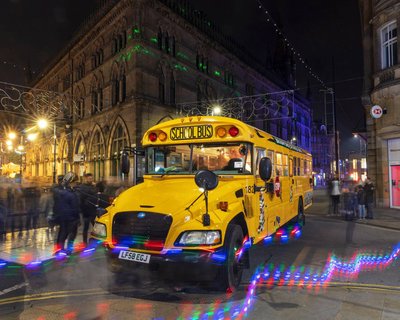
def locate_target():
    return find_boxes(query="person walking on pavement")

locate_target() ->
[77,173,97,245]
[330,175,341,216]
[357,184,366,220]
[95,181,110,210]
[364,177,375,219]
[53,173,80,255]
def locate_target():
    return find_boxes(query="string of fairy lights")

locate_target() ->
[255,0,329,90]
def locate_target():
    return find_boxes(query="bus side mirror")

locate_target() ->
[121,151,130,174]
[259,157,272,181]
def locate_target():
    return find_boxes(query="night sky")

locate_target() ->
[0,0,363,155]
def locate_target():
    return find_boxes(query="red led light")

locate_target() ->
[229,126,239,137]
[149,132,157,142]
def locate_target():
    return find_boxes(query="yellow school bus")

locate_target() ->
[91,116,313,290]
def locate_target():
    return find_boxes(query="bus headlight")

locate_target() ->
[175,231,221,246]
[92,222,107,238]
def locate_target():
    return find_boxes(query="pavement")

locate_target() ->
[0,188,399,266]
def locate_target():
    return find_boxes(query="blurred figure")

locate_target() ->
[77,173,97,245]
[357,184,366,220]
[53,173,80,254]
[40,187,55,232]
[364,177,375,219]
[95,181,110,209]
[24,185,41,230]
[330,175,341,216]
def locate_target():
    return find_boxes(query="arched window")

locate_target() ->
[91,90,98,114]
[110,123,129,177]
[172,37,176,57]
[112,74,119,106]
[90,130,105,181]
[165,32,170,53]
[157,28,163,50]
[98,87,103,112]
[159,68,165,104]
[170,72,175,105]
[112,38,117,55]
[121,73,126,102]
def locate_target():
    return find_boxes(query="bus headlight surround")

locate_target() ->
[92,222,107,238]
[175,230,221,246]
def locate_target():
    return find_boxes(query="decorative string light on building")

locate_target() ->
[255,0,328,90]
[177,90,295,122]
[0,81,78,119]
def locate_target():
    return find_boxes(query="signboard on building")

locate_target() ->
[370,105,383,119]
[73,154,85,162]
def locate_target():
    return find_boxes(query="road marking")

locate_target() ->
[292,246,310,266]
[0,282,29,297]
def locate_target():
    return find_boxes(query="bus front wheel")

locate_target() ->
[215,224,244,292]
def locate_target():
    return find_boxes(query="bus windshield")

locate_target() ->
[146,143,253,175]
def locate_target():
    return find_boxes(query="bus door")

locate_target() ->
[288,156,297,213]
[279,154,292,223]
[291,156,300,205]
[254,148,280,237]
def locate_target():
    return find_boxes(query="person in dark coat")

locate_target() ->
[77,173,97,245]
[357,185,366,220]
[95,181,110,209]
[53,173,80,254]
[364,177,375,219]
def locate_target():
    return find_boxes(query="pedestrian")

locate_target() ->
[357,184,366,220]
[53,173,80,255]
[364,177,375,219]
[40,187,56,232]
[95,181,110,210]
[330,175,341,216]
[24,185,41,230]
[343,186,354,221]
[77,173,97,245]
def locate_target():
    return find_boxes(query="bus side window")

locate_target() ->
[255,148,266,176]
[293,157,297,176]
[283,154,289,176]
[267,150,275,177]
[276,152,283,177]
[289,157,293,177]
[297,158,301,176]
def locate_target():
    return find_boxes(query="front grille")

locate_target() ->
[112,212,172,251]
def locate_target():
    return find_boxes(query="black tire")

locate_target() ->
[215,224,244,291]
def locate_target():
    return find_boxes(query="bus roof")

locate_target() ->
[142,116,311,156]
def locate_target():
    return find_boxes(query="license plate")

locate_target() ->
[118,250,151,264]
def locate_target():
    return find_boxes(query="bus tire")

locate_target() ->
[296,198,305,227]
[215,224,244,292]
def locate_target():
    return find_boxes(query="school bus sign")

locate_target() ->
[170,124,213,140]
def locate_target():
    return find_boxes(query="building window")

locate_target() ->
[112,76,119,106]
[110,124,129,177]
[381,21,398,69]
[121,73,126,102]
[159,68,165,104]
[157,28,163,50]
[90,130,105,181]
[91,90,99,114]
[77,97,85,119]
[170,73,176,105]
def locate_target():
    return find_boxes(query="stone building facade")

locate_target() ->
[25,0,311,184]
[360,0,400,208]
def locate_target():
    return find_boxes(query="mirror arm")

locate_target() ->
[202,189,211,226]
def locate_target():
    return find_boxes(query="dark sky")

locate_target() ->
[0,0,364,155]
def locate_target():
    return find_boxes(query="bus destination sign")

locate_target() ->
[170,125,213,140]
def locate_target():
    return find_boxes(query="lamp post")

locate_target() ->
[53,123,57,184]
[38,118,57,184]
